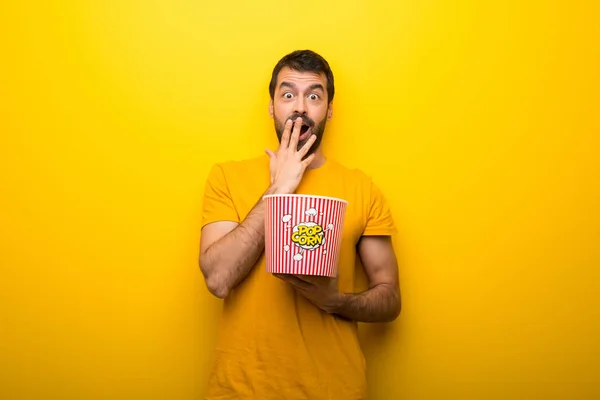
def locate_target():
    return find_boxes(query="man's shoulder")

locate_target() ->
[209,154,269,175]
[326,158,375,185]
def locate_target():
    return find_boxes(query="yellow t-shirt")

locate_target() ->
[201,154,397,400]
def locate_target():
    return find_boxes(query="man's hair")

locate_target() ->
[269,50,335,104]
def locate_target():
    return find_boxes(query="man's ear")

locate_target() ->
[327,103,333,120]
[269,99,274,118]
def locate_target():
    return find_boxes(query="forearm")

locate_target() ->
[328,283,401,323]
[200,186,281,298]
[201,206,264,298]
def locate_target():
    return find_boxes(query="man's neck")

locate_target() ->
[307,148,327,170]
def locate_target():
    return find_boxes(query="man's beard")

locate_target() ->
[274,112,327,157]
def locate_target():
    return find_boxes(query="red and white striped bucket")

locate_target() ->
[263,194,348,277]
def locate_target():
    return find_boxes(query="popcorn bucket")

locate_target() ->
[263,194,348,277]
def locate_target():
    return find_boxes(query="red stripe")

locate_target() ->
[321,199,326,276]
[332,200,337,277]
[336,201,343,276]
[276,196,278,273]
[276,196,279,273]
[276,196,280,273]
[268,197,272,272]
[275,196,278,274]
[335,202,346,276]
[307,198,311,275]
[290,196,295,274]
[330,200,337,277]
[307,211,311,274]
[329,199,335,276]
[323,201,337,276]
[319,198,323,274]
[318,198,323,275]
[269,197,278,272]
[284,196,287,274]
[307,198,313,275]
[312,198,319,275]
[310,199,323,275]
[294,196,298,274]
[289,196,293,274]
[285,196,289,274]
[314,197,318,275]
[298,196,304,274]
[283,196,286,273]
[328,199,332,276]
[298,197,301,274]
[318,199,322,276]
[265,197,269,272]
[284,196,288,274]
[274,197,278,273]
[270,196,274,273]
[316,198,322,276]
[272,196,275,273]
[265,197,268,271]
[282,196,284,273]
[306,198,310,275]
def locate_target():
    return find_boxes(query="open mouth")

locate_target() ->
[298,124,312,141]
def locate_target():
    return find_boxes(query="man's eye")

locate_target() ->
[309,94,319,100]
[283,93,294,99]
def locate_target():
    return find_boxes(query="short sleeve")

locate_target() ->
[362,180,397,236]
[201,164,240,229]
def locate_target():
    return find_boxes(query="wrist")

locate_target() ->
[266,184,295,195]
[324,292,349,314]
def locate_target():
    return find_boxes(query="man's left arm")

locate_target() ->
[274,235,401,323]
[329,235,401,322]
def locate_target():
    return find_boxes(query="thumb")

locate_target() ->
[265,149,276,160]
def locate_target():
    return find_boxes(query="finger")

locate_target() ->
[280,119,293,150]
[265,149,276,183]
[298,134,317,158]
[292,274,315,283]
[289,277,313,290]
[288,117,302,152]
[301,153,316,168]
[273,273,295,283]
[291,285,310,296]
[295,274,329,285]
[275,273,313,290]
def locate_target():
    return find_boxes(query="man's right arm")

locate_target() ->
[199,186,281,299]
[198,117,317,299]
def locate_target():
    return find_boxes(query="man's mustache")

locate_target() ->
[286,113,315,128]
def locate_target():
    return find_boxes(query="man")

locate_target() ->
[199,49,401,399]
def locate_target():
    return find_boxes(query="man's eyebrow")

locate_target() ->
[307,83,325,92]
[279,81,297,90]
[278,82,325,92]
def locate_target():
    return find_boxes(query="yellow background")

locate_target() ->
[1,1,599,399]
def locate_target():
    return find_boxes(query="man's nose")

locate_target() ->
[294,97,307,114]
